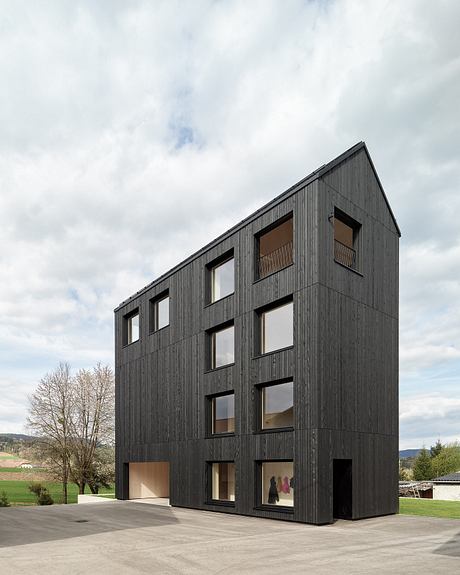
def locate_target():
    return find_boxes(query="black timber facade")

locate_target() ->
[114,142,400,524]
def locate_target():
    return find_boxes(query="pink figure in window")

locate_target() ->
[282,476,290,494]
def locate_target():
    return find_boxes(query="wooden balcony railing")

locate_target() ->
[334,239,357,270]
[258,241,293,279]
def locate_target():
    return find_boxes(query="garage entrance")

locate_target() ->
[129,462,170,500]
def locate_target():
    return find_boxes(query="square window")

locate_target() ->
[257,216,293,279]
[261,381,293,430]
[261,301,293,354]
[261,461,294,507]
[210,257,234,303]
[333,208,361,271]
[210,393,235,434]
[210,462,235,502]
[124,310,139,345]
[210,324,234,369]
[150,293,170,332]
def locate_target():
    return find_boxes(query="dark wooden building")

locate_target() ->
[115,142,400,524]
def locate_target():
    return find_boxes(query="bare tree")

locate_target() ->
[27,362,115,502]
[70,364,115,494]
[27,363,73,504]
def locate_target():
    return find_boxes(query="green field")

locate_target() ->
[399,497,460,519]
[0,454,17,460]
[0,480,114,505]
[0,467,46,473]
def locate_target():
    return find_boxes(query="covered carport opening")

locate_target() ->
[128,462,170,500]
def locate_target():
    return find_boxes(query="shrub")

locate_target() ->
[0,491,10,507]
[28,482,54,505]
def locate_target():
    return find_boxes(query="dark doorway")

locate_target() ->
[333,459,352,519]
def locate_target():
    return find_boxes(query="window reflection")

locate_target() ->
[261,301,293,353]
[212,394,235,434]
[211,258,234,302]
[212,325,234,368]
[262,381,293,429]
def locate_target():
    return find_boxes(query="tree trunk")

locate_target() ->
[89,483,99,494]
[78,482,86,495]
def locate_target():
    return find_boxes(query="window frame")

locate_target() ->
[207,251,235,305]
[149,291,170,333]
[257,379,294,433]
[255,460,294,512]
[207,391,236,437]
[333,207,362,274]
[256,297,294,356]
[255,213,294,281]
[206,461,236,506]
[208,322,235,370]
[123,309,140,346]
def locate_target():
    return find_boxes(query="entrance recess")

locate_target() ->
[129,462,170,499]
[333,459,352,519]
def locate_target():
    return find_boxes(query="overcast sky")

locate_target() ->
[0,1,459,449]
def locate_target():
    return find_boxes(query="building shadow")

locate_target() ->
[433,530,460,557]
[0,501,178,548]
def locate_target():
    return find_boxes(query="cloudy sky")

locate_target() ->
[0,0,459,449]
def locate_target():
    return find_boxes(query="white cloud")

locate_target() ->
[400,393,460,449]
[0,1,459,443]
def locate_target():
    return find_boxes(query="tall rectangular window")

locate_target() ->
[150,293,170,332]
[211,462,235,502]
[257,216,293,279]
[261,461,294,507]
[261,301,293,354]
[261,381,293,430]
[210,324,234,369]
[334,208,361,271]
[211,257,234,303]
[211,393,235,434]
[124,310,139,345]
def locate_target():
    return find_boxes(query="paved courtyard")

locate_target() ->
[1,501,459,574]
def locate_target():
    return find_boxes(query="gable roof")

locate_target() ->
[432,471,460,483]
[115,141,400,311]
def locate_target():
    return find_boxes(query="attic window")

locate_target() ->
[333,209,361,272]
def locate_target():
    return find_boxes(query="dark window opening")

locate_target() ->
[257,216,293,279]
[334,209,361,271]
[333,459,353,519]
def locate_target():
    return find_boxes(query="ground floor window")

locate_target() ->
[261,461,294,507]
[211,462,235,503]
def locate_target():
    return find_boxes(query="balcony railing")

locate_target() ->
[258,241,293,279]
[334,239,357,270]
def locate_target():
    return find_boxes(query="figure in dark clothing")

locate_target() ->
[268,476,279,504]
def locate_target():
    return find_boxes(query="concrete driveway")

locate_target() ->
[1,501,459,574]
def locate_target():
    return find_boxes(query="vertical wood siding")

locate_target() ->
[115,149,399,524]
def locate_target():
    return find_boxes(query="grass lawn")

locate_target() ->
[0,480,114,505]
[399,497,460,519]
[0,454,17,460]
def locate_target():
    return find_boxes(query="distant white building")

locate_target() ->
[432,472,460,501]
